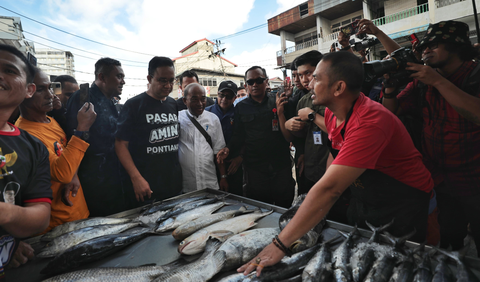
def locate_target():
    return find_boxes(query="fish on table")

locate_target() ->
[302,235,343,282]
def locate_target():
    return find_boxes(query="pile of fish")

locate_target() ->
[34,193,480,282]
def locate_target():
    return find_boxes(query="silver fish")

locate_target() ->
[434,243,480,282]
[432,254,454,282]
[156,196,222,224]
[141,195,207,215]
[179,209,273,255]
[42,259,186,282]
[152,238,226,282]
[412,245,433,282]
[302,235,343,282]
[155,202,225,233]
[172,206,253,241]
[41,217,132,242]
[37,222,140,258]
[217,272,256,282]
[218,227,280,271]
[332,227,358,282]
[389,249,415,282]
[134,209,169,226]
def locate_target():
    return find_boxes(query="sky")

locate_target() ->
[0,0,306,100]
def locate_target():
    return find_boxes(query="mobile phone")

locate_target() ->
[277,85,285,96]
[51,82,62,95]
[286,77,291,84]
[407,33,419,45]
[79,83,90,106]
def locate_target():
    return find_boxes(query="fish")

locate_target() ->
[217,227,280,271]
[217,272,256,282]
[332,227,358,282]
[249,244,323,282]
[179,209,273,255]
[279,194,326,253]
[155,202,225,233]
[36,222,141,258]
[141,195,207,216]
[151,237,226,282]
[42,259,187,282]
[431,254,455,282]
[412,244,433,282]
[388,249,415,282]
[351,220,394,282]
[40,227,155,275]
[172,206,254,241]
[41,217,132,242]
[155,196,224,224]
[134,209,170,226]
[434,242,480,282]
[302,235,343,282]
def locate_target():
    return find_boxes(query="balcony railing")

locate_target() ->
[436,0,465,8]
[373,3,429,26]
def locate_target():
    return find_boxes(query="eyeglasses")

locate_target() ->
[246,77,267,86]
[157,78,176,85]
[217,92,235,99]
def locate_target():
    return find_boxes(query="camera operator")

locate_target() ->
[359,19,480,255]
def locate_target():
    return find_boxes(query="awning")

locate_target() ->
[387,25,430,40]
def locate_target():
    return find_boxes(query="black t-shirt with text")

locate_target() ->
[117,93,182,201]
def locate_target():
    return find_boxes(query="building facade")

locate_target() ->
[36,48,75,78]
[172,38,244,99]
[269,0,479,67]
[0,16,35,58]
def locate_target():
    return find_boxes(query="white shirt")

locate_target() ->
[178,110,226,192]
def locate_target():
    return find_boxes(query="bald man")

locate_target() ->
[178,83,227,193]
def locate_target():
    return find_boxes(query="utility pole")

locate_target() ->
[209,40,227,78]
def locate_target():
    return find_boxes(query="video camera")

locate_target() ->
[363,47,421,83]
[350,37,380,52]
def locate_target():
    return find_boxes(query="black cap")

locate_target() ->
[218,80,238,96]
[417,20,471,51]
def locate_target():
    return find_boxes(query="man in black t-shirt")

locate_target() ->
[0,44,52,273]
[116,57,182,208]
[176,70,214,110]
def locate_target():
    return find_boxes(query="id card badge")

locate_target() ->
[313,131,322,145]
[272,119,279,131]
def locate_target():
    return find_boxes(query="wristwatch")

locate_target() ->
[74,129,90,141]
[308,111,316,122]
[221,175,228,179]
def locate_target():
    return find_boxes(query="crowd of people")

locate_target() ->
[0,18,479,277]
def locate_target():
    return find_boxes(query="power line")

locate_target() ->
[37,63,147,80]
[0,5,159,57]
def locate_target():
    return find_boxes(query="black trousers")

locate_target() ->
[436,184,480,256]
[244,165,295,208]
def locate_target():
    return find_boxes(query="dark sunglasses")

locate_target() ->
[218,93,235,99]
[246,77,267,86]
[420,42,439,52]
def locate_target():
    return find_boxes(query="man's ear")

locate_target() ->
[182,97,187,104]
[25,83,36,99]
[98,73,106,83]
[147,75,152,84]
[333,81,346,97]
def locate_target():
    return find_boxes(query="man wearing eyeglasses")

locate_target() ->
[116,57,182,209]
[217,66,295,208]
[66,57,128,216]
[360,19,480,256]
[206,81,244,196]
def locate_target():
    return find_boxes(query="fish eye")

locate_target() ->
[179,241,185,245]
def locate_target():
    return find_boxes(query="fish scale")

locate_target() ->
[302,235,343,282]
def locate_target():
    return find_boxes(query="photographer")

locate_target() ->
[360,19,480,255]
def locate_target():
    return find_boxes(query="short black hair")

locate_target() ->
[245,66,267,81]
[183,83,204,99]
[295,50,323,69]
[54,75,77,88]
[291,58,298,71]
[148,56,174,77]
[0,44,36,83]
[94,57,121,79]
[321,52,363,93]
[179,70,199,85]
[444,42,479,62]
[238,86,246,91]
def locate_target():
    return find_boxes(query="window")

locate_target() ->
[299,3,308,17]
[240,81,244,87]
[199,78,217,87]
[342,19,351,26]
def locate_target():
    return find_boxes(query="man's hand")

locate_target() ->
[357,19,381,36]
[298,107,314,121]
[77,102,97,132]
[52,95,62,110]
[219,178,229,192]
[406,62,444,87]
[237,243,285,277]
[285,117,305,132]
[227,156,243,175]
[61,174,80,206]
[297,154,305,177]
[216,147,230,164]
[132,175,152,202]
[283,80,293,98]
[7,241,34,269]
[276,92,288,117]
